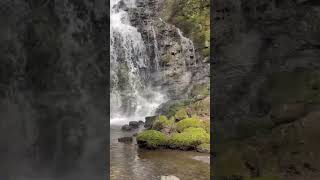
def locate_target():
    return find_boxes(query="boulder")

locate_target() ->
[129,121,140,129]
[144,116,157,129]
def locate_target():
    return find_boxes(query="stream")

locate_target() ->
[110,125,210,180]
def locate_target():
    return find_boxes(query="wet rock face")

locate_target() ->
[0,0,108,178]
[213,0,320,140]
[127,0,210,100]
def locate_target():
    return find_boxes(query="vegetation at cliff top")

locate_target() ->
[161,0,210,56]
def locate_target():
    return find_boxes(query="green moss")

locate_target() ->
[197,143,210,153]
[169,127,210,149]
[137,130,167,149]
[152,115,174,131]
[161,0,210,57]
[176,117,203,132]
[161,100,192,118]
[191,84,209,98]
[201,120,210,133]
[175,109,188,121]
[188,97,210,117]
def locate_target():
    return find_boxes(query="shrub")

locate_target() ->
[137,130,167,149]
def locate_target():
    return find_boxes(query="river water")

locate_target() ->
[110,125,210,180]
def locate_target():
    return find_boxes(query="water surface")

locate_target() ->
[110,125,210,180]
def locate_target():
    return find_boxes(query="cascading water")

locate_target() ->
[151,26,160,71]
[177,29,196,67]
[110,0,166,125]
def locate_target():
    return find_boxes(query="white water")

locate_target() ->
[177,29,196,67]
[151,26,160,71]
[110,0,166,125]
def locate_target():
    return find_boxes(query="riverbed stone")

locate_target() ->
[118,137,133,143]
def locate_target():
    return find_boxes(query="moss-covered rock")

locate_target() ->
[176,117,203,132]
[137,130,167,149]
[197,143,210,153]
[152,115,175,131]
[169,127,209,150]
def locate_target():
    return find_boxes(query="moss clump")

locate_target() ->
[188,97,210,117]
[197,143,210,153]
[169,127,210,149]
[152,115,174,131]
[174,109,188,121]
[201,120,210,133]
[137,130,167,149]
[176,117,203,132]
[160,100,192,118]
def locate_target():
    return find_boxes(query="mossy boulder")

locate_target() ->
[176,117,203,132]
[137,130,167,149]
[168,127,210,150]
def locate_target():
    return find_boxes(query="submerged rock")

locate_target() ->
[118,137,133,143]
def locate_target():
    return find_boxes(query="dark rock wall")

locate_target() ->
[0,0,108,179]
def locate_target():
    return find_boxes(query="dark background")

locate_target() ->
[1,0,320,179]
[212,0,320,179]
[0,0,109,179]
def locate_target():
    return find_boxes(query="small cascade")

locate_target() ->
[151,26,160,71]
[177,29,196,67]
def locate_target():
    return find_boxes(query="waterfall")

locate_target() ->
[110,0,166,124]
[177,29,196,67]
